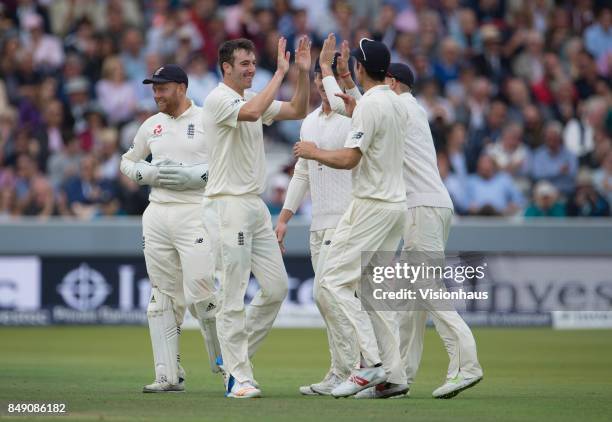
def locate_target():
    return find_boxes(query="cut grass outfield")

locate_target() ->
[0,327,611,422]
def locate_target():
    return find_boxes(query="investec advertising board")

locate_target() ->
[0,255,611,327]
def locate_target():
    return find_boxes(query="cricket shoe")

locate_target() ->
[432,374,482,399]
[309,372,344,395]
[354,383,410,399]
[226,381,262,399]
[331,366,387,398]
[142,366,186,393]
[299,385,319,395]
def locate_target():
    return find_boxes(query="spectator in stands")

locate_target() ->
[593,149,612,206]
[22,14,64,73]
[485,122,530,179]
[466,100,507,172]
[446,122,469,179]
[433,37,462,90]
[116,172,148,215]
[524,180,566,218]
[186,54,218,107]
[16,176,62,218]
[566,169,610,217]
[531,121,578,195]
[266,173,289,216]
[584,6,612,61]
[466,154,524,216]
[47,136,82,191]
[95,56,137,125]
[119,27,147,82]
[63,154,115,220]
[96,128,121,181]
[471,24,509,90]
[438,151,468,215]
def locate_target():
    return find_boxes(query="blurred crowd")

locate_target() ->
[0,0,610,220]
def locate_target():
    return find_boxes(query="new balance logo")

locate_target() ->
[195,238,204,244]
[187,123,195,139]
[324,240,331,245]
[238,232,245,246]
[351,131,364,140]
[206,302,216,312]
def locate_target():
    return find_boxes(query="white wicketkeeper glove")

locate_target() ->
[132,158,175,187]
[158,163,209,191]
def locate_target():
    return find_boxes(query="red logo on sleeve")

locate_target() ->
[153,124,163,136]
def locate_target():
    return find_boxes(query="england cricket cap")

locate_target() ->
[350,38,390,77]
[143,64,188,86]
[387,62,415,89]
[314,52,342,76]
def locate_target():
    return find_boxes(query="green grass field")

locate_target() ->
[1,327,611,422]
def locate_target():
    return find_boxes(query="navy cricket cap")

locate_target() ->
[314,52,342,76]
[387,62,415,89]
[143,64,188,86]
[350,38,390,76]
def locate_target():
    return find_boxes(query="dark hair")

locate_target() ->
[218,38,256,75]
[357,62,386,82]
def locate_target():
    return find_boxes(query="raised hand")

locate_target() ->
[337,40,351,75]
[277,37,290,75]
[294,36,312,72]
[319,33,337,71]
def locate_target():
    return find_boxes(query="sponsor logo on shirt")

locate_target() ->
[351,131,364,140]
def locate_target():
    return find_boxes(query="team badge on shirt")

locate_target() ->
[153,124,163,136]
[352,132,364,140]
[187,123,195,139]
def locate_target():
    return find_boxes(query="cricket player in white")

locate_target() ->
[275,53,359,396]
[294,37,409,398]
[384,63,483,399]
[120,64,221,393]
[202,37,311,398]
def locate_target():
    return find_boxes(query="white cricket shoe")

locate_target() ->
[432,374,482,399]
[310,373,344,396]
[331,366,387,398]
[227,381,262,399]
[354,383,410,399]
[142,366,185,393]
[299,385,319,395]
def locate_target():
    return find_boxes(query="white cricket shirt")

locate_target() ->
[121,101,208,204]
[399,92,454,210]
[284,106,353,231]
[344,84,407,204]
[203,82,281,197]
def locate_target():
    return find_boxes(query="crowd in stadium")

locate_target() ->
[0,0,610,220]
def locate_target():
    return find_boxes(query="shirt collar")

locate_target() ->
[168,100,197,120]
[219,82,244,98]
[362,84,391,98]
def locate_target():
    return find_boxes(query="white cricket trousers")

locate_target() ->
[142,202,216,324]
[310,229,359,378]
[202,194,288,383]
[317,198,407,384]
[400,206,483,383]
